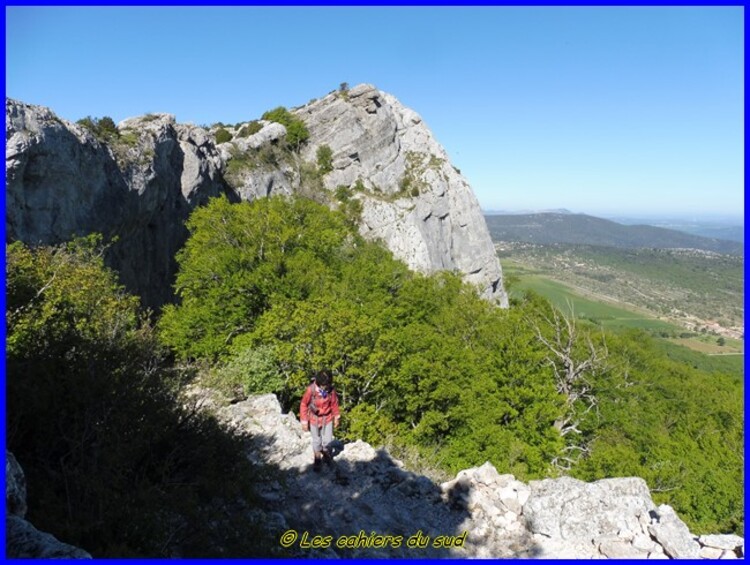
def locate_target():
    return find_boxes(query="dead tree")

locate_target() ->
[528,301,608,470]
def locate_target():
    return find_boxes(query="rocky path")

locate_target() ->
[7,390,744,559]
[213,393,744,559]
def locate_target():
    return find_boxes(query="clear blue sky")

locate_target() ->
[6,6,744,220]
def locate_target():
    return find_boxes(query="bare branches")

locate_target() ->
[527,301,609,472]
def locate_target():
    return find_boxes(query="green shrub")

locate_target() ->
[117,131,140,147]
[215,128,232,144]
[261,106,309,150]
[208,343,284,401]
[335,185,352,202]
[236,121,262,138]
[316,144,334,174]
[76,116,120,143]
[338,82,350,101]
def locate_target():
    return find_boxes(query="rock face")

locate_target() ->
[6,85,508,309]
[6,451,92,558]
[198,390,744,559]
[297,84,507,305]
[6,99,233,309]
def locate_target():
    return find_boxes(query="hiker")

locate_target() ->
[300,369,341,472]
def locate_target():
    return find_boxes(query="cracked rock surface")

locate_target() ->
[207,392,744,559]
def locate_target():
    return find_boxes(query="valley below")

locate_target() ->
[494,241,744,354]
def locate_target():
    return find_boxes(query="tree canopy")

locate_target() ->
[8,195,740,553]
[157,194,743,534]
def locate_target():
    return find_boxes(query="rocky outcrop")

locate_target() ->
[195,391,744,559]
[6,100,233,309]
[6,85,507,309]
[6,451,92,558]
[297,85,507,305]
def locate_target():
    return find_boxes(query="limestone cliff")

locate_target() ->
[296,84,506,305]
[6,100,232,309]
[5,85,507,308]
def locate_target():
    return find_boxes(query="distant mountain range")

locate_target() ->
[605,217,744,244]
[484,213,743,256]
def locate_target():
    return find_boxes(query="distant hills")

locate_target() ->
[605,217,744,244]
[484,213,743,256]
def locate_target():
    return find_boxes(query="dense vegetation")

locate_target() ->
[6,237,276,557]
[5,196,741,558]
[158,195,743,535]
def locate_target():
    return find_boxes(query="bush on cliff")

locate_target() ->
[316,144,334,174]
[261,106,309,150]
[76,115,120,143]
[214,127,232,144]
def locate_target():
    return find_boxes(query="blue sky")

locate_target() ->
[5,6,744,220]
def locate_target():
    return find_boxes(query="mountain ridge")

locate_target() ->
[6,85,507,309]
[484,212,743,255]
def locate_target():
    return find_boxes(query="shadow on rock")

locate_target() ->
[218,394,536,558]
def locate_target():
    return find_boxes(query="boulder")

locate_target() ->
[7,516,92,558]
[648,504,701,558]
[5,451,92,558]
[524,476,655,541]
[700,534,744,552]
[6,451,27,518]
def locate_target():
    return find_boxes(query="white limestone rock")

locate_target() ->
[700,534,745,552]
[524,476,655,541]
[648,504,701,558]
[6,451,27,518]
[296,84,507,305]
[6,515,92,559]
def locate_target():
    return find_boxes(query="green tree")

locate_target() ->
[6,237,270,556]
[76,116,120,143]
[158,195,352,361]
[316,144,334,174]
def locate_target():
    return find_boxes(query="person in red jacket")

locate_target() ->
[300,369,341,472]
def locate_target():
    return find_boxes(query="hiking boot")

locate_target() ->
[322,449,333,466]
[313,457,322,472]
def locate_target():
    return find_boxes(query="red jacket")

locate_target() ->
[300,384,341,427]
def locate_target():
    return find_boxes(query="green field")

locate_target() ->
[504,262,744,356]
[497,244,744,337]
